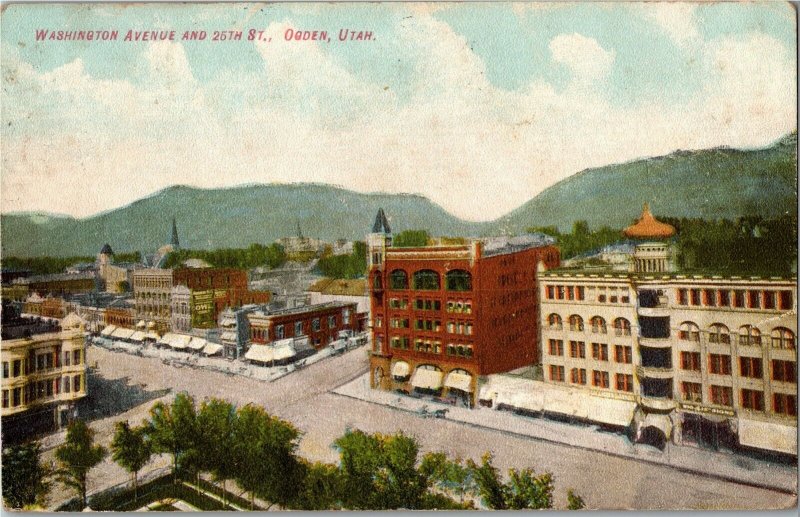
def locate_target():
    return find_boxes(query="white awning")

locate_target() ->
[411,368,444,390]
[188,337,207,351]
[584,396,636,427]
[542,389,583,418]
[136,320,146,328]
[169,334,192,350]
[738,417,797,455]
[245,344,274,363]
[158,333,175,345]
[496,389,544,413]
[391,361,410,378]
[202,343,223,356]
[444,372,474,392]
[272,343,297,361]
[642,413,673,439]
[100,325,117,336]
[111,327,135,340]
[129,331,146,342]
[220,330,238,342]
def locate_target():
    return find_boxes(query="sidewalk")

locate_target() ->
[332,373,798,494]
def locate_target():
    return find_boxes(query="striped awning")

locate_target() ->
[411,368,443,390]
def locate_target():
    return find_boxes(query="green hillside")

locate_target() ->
[0,184,486,258]
[492,132,797,233]
[1,133,795,258]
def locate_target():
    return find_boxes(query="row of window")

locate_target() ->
[2,350,83,380]
[548,340,633,364]
[389,336,474,358]
[676,288,792,311]
[388,298,474,314]
[251,313,349,341]
[546,315,632,335]
[549,366,634,392]
[1,375,84,409]
[383,269,472,292]
[680,383,797,415]
[680,353,796,382]
[678,323,795,350]
[133,278,171,289]
[544,284,633,305]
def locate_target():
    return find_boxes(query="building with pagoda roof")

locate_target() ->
[623,203,677,274]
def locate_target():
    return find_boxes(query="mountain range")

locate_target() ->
[2,133,796,258]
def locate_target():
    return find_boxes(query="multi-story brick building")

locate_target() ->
[537,205,797,456]
[1,304,87,438]
[14,272,97,297]
[366,209,560,406]
[247,302,357,350]
[132,268,174,333]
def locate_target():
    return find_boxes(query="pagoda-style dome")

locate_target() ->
[623,203,676,239]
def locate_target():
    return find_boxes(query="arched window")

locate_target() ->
[413,270,440,291]
[679,322,700,342]
[613,318,631,336]
[739,325,762,346]
[445,270,472,291]
[548,314,563,330]
[771,327,795,350]
[389,269,408,290]
[568,315,584,332]
[590,316,607,334]
[373,273,383,290]
[708,323,730,344]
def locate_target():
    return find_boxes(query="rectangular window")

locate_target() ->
[709,354,731,375]
[275,325,284,339]
[690,289,701,306]
[2,362,8,379]
[64,377,71,393]
[549,365,565,382]
[741,389,764,411]
[747,291,761,309]
[778,291,793,311]
[592,370,609,388]
[328,315,336,329]
[680,352,701,371]
[295,321,304,336]
[773,393,798,416]
[73,350,81,365]
[12,387,21,407]
[569,341,585,359]
[739,357,763,379]
[36,355,46,371]
[548,339,564,356]
[615,374,633,392]
[614,345,632,364]
[681,382,702,402]
[566,286,574,300]
[312,318,321,332]
[772,360,797,383]
[73,375,81,392]
[710,385,733,407]
[1,390,8,408]
[591,343,608,361]
[570,368,587,385]
[734,290,745,308]
[718,290,731,307]
[677,289,688,305]
[64,351,71,366]
[576,287,585,301]
[703,289,716,307]
[763,291,776,310]
[546,285,555,299]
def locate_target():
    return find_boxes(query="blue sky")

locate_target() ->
[2,2,796,220]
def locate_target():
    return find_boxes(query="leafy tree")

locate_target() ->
[393,230,430,248]
[467,453,565,510]
[110,421,152,496]
[467,453,508,509]
[231,404,304,509]
[567,489,586,510]
[420,452,475,504]
[163,243,287,270]
[54,419,107,508]
[196,398,237,500]
[145,393,199,481]
[1,442,51,509]
[317,241,367,279]
[292,461,342,510]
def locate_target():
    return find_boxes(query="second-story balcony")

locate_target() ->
[638,336,672,348]
[636,365,674,380]
[638,395,677,412]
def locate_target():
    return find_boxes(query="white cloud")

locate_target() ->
[549,33,616,85]
[639,3,700,47]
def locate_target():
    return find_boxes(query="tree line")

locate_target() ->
[2,252,142,276]
[162,243,287,270]
[3,394,585,511]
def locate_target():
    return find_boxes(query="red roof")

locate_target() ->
[623,203,676,239]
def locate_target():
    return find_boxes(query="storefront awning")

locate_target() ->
[129,331,146,342]
[738,417,797,455]
[100,325,117,336]
[111,327,135,340]
[136,320,146,328]
[272,343,297,361]
[169,334,192,350]
[202,343,223,356]
[158,333,175,346]
[188,337,207,351]
[245,344,274,363]
[391,361,410,378]
[444,372,474,392]
[411,368,443,390]
[584,396,636,427]
[220,330,238,342]
[642,413,673,439]
[496,390,544,413]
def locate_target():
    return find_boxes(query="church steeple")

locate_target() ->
[372,208,391,234]
[171,217,180,249]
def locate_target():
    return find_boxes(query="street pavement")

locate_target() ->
[39,344,798,510]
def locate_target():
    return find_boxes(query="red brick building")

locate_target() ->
[247,302,357,349]
[367,209,560,405]
[173,268,248,291]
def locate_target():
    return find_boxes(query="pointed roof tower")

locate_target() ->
[623,203,676,239]
[372,208,391,234]
[171,217,180,249]
[100,243,114,256]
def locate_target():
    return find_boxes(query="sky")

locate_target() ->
[1,2,796,221]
